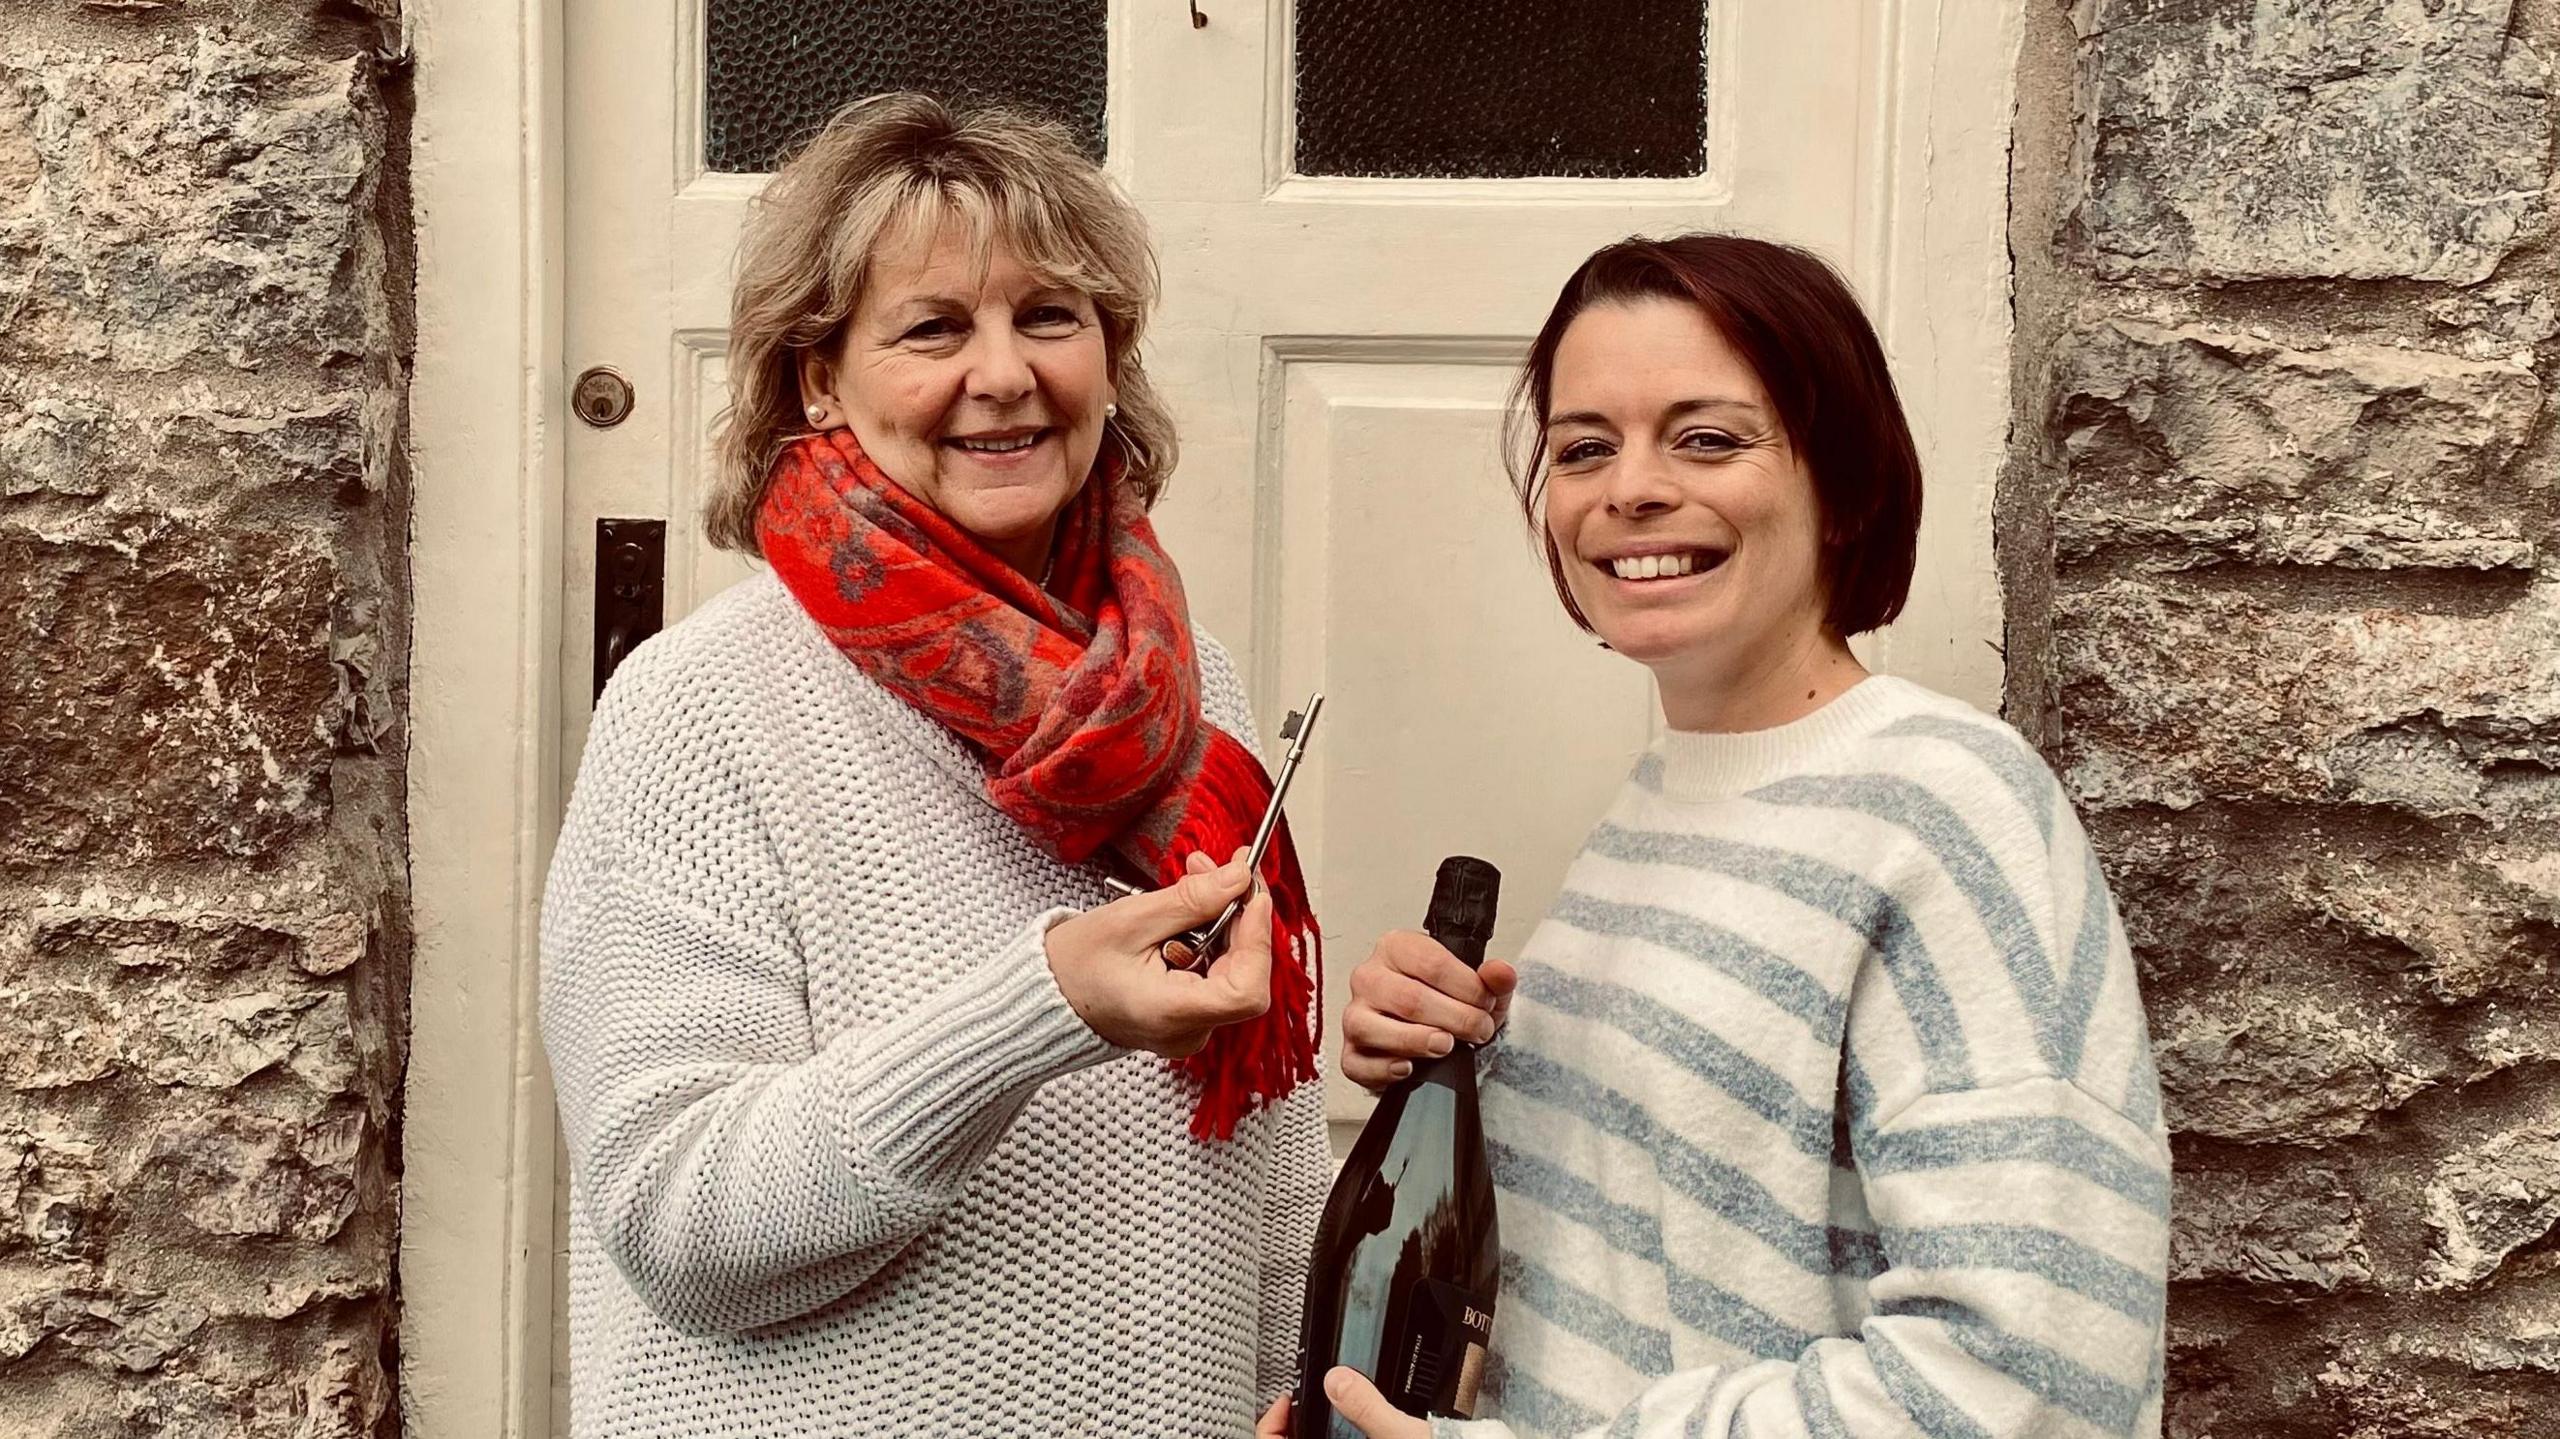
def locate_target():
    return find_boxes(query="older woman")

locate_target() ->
[1286,236,2169,1438]
[540,94,1331,1437]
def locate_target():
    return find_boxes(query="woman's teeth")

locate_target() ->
[951,432,1042,454]
[1609,552,1714,581]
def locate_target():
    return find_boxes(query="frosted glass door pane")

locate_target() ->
[1294,0,1709,178]
[704,0,1106,173]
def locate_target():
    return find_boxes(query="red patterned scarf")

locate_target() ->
[757,429,1319,1140]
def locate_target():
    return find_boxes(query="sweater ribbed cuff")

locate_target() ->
[833,908,1123,1184]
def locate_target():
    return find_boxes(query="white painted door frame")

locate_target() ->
[399,1,2023,1434]
[404,0,566,1433]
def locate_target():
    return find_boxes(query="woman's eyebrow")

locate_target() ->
[1551,398,1768,430]
[877,293,967,320]
[1664,397,1768,423]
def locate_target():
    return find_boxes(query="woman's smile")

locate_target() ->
[942,424,1061,472]
[1589,545,1732,586]
[946,426,1043,450]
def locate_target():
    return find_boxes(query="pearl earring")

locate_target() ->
[1103,402,1118,421]
[806,405,825,424]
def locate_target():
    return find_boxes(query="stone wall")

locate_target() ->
[0,2,409,1435]
[2007,0,2560,1432]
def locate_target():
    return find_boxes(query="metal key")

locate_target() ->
[1107,692,1323,971]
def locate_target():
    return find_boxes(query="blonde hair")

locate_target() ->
[707,93,1178,555]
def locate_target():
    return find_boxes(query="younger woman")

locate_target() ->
[1295,235,2168,1439]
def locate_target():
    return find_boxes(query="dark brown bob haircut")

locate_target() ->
[1506,233,1923,638]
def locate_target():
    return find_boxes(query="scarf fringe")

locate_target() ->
[1167,734,1323,1141]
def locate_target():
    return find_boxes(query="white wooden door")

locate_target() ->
[550,1,2012,1430]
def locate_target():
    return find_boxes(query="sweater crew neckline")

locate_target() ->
[1649,675,1919,800]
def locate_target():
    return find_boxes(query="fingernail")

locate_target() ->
[1392,1061,1413,1079]
[1324,1369,1354,1401]
[1428,1033,1454,1056]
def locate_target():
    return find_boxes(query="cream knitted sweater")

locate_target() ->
[539,571,1333,1439]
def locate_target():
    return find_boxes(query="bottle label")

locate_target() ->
[1398,1278,1497,1419]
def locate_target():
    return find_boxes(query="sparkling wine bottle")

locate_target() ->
[1295,856,1502,1439]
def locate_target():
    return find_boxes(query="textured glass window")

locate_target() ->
[1295,1,1708,179]
[703,0,1106,174]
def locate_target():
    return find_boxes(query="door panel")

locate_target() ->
[1267,352,1656,996]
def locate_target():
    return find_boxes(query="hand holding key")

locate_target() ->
[1044,849,1275,1058]
[1050,693,1319,1053]
[1155,693,1323,970]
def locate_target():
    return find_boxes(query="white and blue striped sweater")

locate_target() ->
[1442,676,2167,1439]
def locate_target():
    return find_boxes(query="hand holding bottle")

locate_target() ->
[1257,1372,1430,1438]
[1045,850,1274,1058]
[1340,930,1517,1090]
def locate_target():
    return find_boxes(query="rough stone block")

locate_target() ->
[0,31,381,373]
[2172,1164,2374,1294]
[2072,0,2553,283]
[6,893,386,1095]
[0,519,342,869]
[0,1125,107,1263]
[2424,1116,2560,1291]
[2056,320,2543,573]
[37,1292,210,1375]
[132,988,357,1093]
[0,9,406,1439]
[2313,1351,2560,1436]
[2153,983,2443,1143]
[2307,838,2560,1006]
[0,976,358,1097]
[2374,1276,2560,1379]
[2428,279,2560,356]
[112,1331,389,1439]
[25,896,375,981]
[0,986,115,1090]
[141,1108,363,1242]
[0,374,389,509]
[2097,807,2560,1007]
[2054,580,2560,824]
